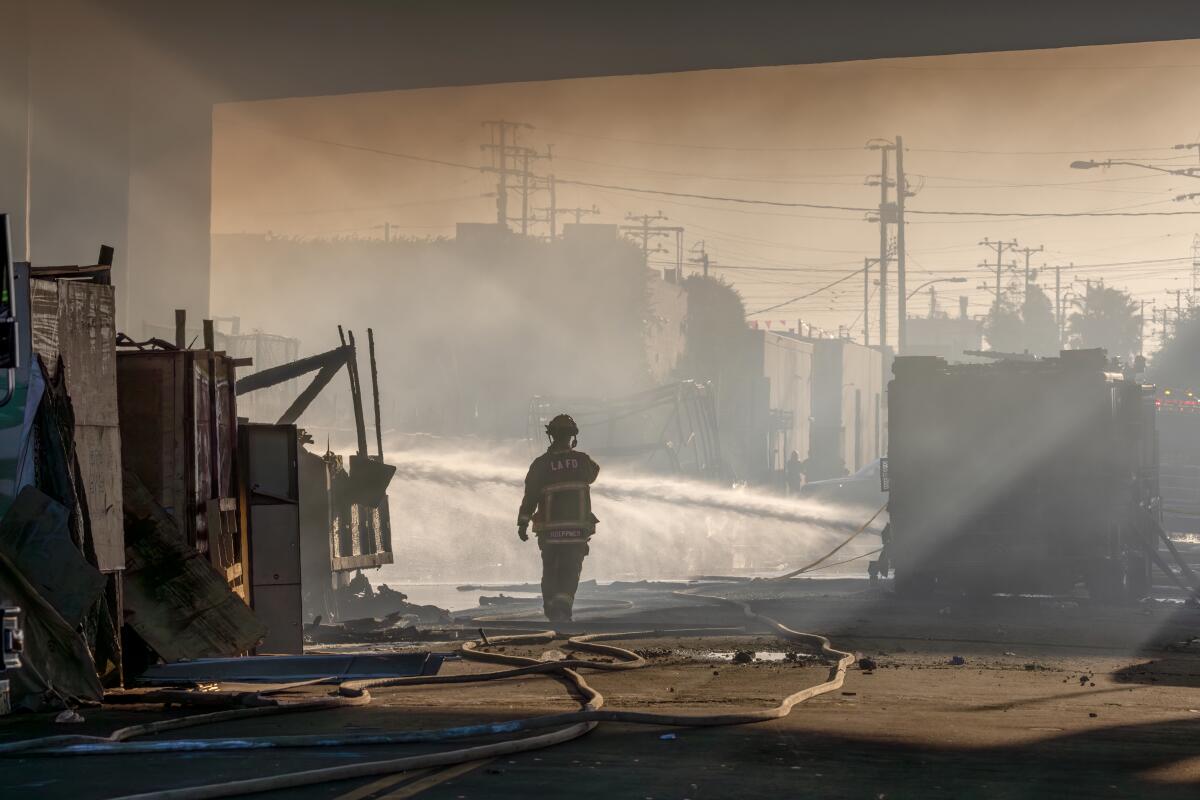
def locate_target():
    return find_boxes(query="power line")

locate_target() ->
[750,265,868,315]
[541,124,1183,156]
[552,155,866,185]
[539,128,863,153]
[244,123,1200,219]
[556,177,1200,218]
[909,146,1182,156]
[260,126,481,171]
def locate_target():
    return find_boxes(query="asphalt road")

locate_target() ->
[5,581,1200,799]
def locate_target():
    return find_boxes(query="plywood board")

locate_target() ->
[75,425,125,571]
[123,469,266,660]
[30,279,125,572]
[117,353,185,530]
[29,279,60,367]
[57,282,119,427]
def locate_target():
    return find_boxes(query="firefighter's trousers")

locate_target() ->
[538,540,589,622]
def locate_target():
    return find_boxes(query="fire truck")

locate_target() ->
[886,349,1159,601]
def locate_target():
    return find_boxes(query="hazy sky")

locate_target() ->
[212,39,1200,348]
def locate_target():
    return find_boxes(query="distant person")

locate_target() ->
[785,450,804,495]
[517,414,600,622]
[869,517,892,584]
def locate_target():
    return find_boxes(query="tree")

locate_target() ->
[1150,306,1200,389]
[1020,285,1060,357]
[982,282,1058,356]
[1066,283,1141,362]
[983,297,1024,353]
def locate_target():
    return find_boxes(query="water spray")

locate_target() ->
[390,449,873,530]
[381,443,884,584]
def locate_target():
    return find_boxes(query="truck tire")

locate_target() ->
[1085,558,1126,605]
[895,569,936,598]
[1124,552,1150,601]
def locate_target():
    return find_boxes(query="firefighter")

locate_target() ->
[517,414,600,622]
[785,450,804,495]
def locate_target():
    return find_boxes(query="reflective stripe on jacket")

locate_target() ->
[518,447,600,537]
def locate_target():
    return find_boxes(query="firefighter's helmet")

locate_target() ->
[545,414,579,439]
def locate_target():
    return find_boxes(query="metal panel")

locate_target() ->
[249,583,303,655]
[246,425,297,500]
[241,423,302,654]
[249,506,301,586]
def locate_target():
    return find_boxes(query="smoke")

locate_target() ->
[375,437,882,585]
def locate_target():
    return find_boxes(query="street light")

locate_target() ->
[906,276,967,300]
[1069,158,1200,178]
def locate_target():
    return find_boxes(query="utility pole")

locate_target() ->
[979,238,1020,313]
[562,205,600,225]
[620,212,669,257]
[620,213,684,279]
[1192,233,1200,305]
[1014,244,1044,303]
[867,140,896,350]
[538,196,600,238]
[620,213,680,256]
[512,146,552,235]
[1054,263,1070,348]
[863,257,878,346]
[518,148,531,235]
[878,146,888,350]
[1168,288,1185,338]
[674,229,684,279]
[895,134,910,352]
[480,121,551,234]
[690,241,712,278]
[481,120,531,228]
[1139,299,1146,356]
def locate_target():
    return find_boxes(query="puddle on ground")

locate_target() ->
[702,650,815,663]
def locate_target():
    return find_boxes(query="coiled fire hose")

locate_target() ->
[1,591,855,800]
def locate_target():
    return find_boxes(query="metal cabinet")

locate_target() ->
[239,423,302,654]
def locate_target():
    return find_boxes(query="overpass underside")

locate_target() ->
[2,0,1196,333]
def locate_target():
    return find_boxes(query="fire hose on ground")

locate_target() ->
[0,591,855,800]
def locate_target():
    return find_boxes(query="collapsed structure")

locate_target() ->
[0,217,408,709]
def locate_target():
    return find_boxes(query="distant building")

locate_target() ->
[905,296,984,363]
[756,331,813,477]
[740,332,887,485]
[645,276,687,384]
[808,338,887,479]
